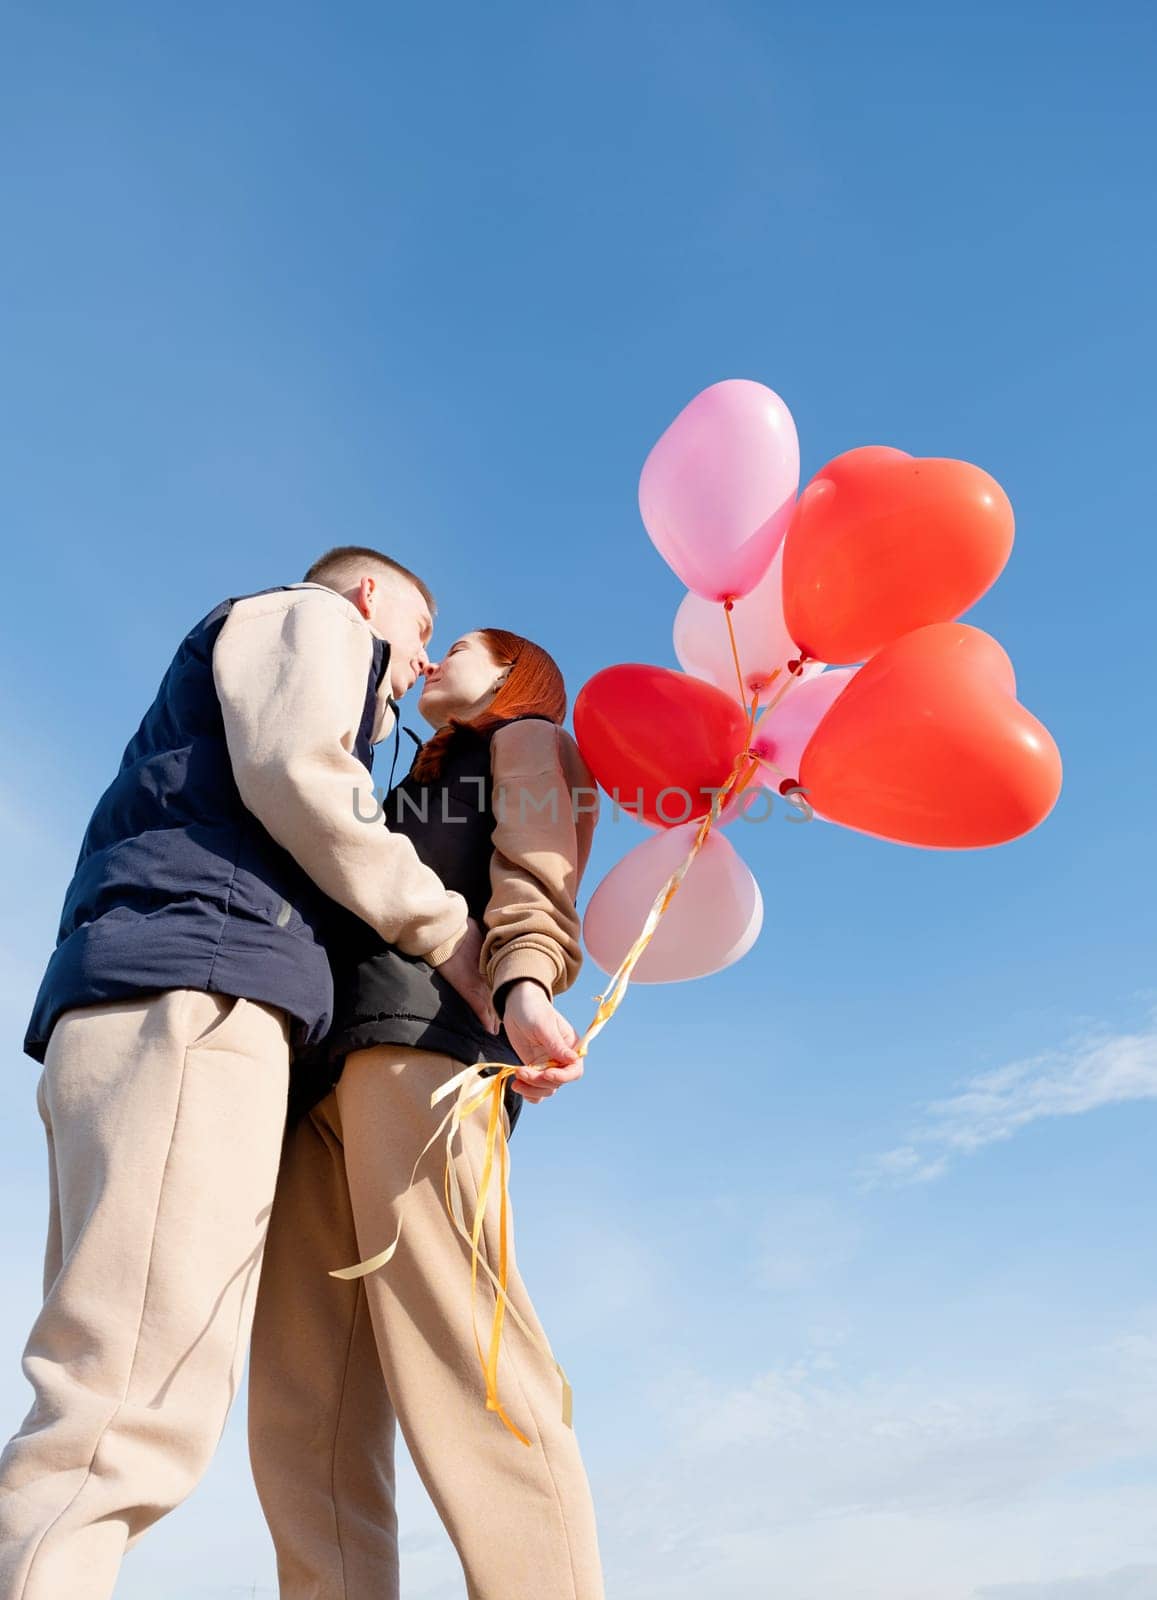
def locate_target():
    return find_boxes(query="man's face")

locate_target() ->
[365,576,434,699]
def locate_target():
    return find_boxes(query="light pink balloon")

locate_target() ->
[639,379,800,602]
[583,822,763,984]
[673,540,827,708]
[750,668,858,818]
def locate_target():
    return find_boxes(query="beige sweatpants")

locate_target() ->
[247,1042,606,1600]
[0,997,605,1600]
[0,987,292,1600]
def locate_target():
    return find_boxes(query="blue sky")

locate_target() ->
[2,2,1155,1596]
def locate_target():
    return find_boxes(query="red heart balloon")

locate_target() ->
[782,446,1015,665]
[798,622,1062,848]
[574,664,750,826]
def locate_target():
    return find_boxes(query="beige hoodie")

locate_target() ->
[211,583,599,987]
[483,716,599,999]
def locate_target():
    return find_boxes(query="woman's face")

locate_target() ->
[417,631,509,727]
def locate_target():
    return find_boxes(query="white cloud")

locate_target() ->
[589,1314,1157,1600]
[977,1565,1157,1599]
[858,1017,1157,1188]
[650,1326,1157,1519]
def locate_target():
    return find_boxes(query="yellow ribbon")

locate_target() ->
[329,603,807,1444]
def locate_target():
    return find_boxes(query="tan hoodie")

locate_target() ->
[483,715,599,999]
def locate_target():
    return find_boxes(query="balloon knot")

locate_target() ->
[723,597,735,612]
[778,777,800,796]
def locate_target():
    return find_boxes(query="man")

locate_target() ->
[0,546,582,1600]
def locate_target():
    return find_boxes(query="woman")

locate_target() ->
[247,627,605,1600]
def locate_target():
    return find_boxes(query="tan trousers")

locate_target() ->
[0,994,605,1600]
[0,987,292,1600]
[247,1042,605,1600]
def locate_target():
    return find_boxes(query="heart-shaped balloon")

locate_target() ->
[573,664,751,827]
[749,667,858,789]
[798,622,1061,848]
[673,540,828,708]
[583,823,764,983]
[782,446,1015,665]
[639,379,800,602]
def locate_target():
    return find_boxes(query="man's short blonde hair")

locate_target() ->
[302,545,436,612]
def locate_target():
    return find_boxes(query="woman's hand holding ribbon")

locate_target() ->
[501,978,585,1102]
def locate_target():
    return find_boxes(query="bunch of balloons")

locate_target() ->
[331,378,1064,1448]
[574,378,1063,984]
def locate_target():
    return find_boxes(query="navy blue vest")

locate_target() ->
[22,584,389,1064]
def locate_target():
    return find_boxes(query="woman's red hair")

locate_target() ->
[409,628,567,784]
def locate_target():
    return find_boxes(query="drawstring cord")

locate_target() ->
[383,695,423,796]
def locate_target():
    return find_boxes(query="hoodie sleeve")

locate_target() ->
[481,719,600,1001]
[211,587,469,966]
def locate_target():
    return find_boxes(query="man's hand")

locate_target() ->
[435,918,500,1034]
[502,979,585,1103]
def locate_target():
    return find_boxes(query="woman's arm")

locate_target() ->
[482,718,599,1004]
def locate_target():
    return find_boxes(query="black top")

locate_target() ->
[285,714,559,1131]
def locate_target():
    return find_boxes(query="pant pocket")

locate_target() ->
[182,989,249,1053]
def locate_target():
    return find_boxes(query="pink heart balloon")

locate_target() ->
[639,378,800,602]
[583,823,763,983]
[673,540,827,708]
[750,668,858,790]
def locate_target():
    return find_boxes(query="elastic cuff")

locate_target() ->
[488,945,561,998]
[420,921,470,968]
